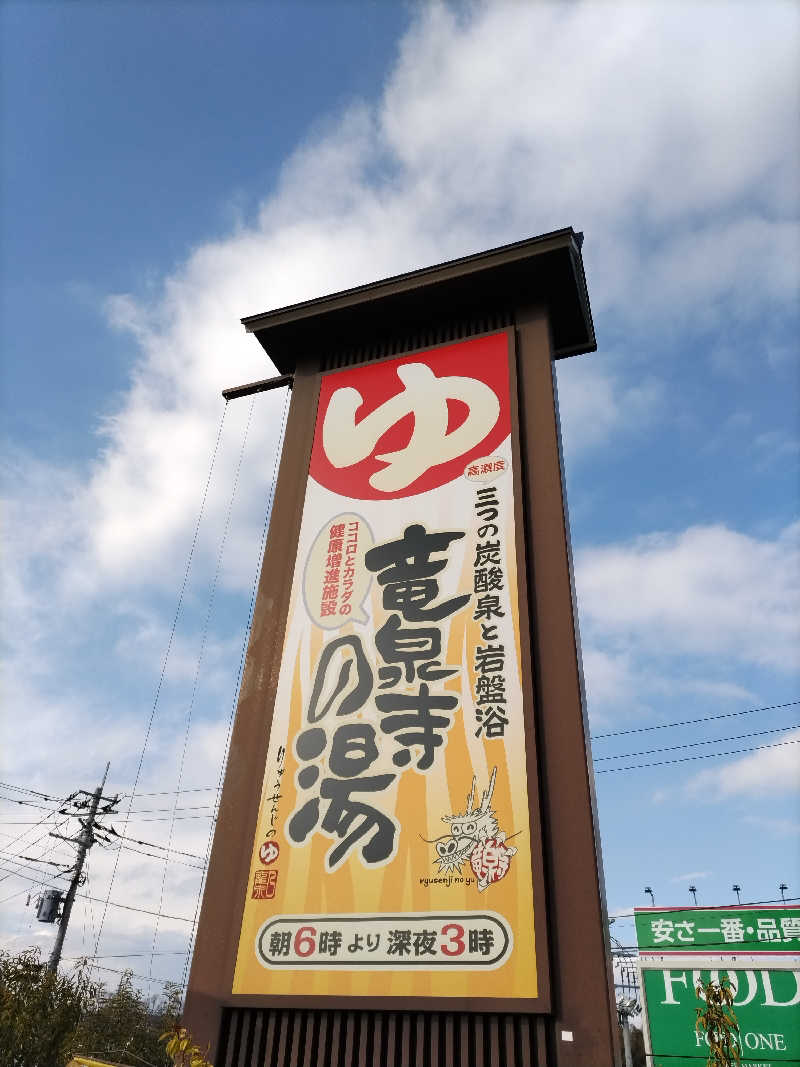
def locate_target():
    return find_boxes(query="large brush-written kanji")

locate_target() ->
[233,331,541,999]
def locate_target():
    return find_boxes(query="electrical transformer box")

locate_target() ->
[36,888,62,923]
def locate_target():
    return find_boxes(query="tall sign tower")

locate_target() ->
[184,229,620,1065]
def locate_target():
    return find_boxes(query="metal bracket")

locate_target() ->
[222,373,293,401]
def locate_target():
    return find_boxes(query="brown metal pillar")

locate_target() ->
[516,305,620,1066]
[183,361,321,1056]
[183,230,620,1066]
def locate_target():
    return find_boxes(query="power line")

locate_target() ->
[65,951,189,960]
[0,776,219,805]
[0,818,79,830]
[0,773,120,969]
[0,862,65,886]
[594,722,799,762]
[0,794,121,819]
[78,892,194,924]
[48,763,112,972]
[107,841,205,871]
[71,739,800,802]
[0,884,38,907]
[74,731,800,797]
[2,852,73,870]
[0,839,73,865]
[105,828,205,861]
[17,704,798,802]
[614,934,800,950]
[591,700,800,741]
[149,393,257,982]
[93,402,229,964]
[0,819,73,887]
[595,736,800,774]
[84,857,96,967]
[0,819,73,865]
[0,852,70,896]
[0,781,69,803]
[0,865,196,919]
[122,787,220,798]
[607,895,800,920]
[123,804,215,815]
[115,813,216,822]
[6,701,788,826]
[180,384,290,995]
[0,861,62,883]
[70,960,179,987]
[0,794,64,812]
[30,700,796,806]
[0,805,67,857]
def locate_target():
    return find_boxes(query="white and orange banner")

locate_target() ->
[233,331,539,998]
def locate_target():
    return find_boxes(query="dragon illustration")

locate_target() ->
[426,767,517,891]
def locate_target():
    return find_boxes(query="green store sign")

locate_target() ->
[642,967,800,1067]
[635,907,800,953]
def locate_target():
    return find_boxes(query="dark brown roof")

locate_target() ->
[241,228,595,374]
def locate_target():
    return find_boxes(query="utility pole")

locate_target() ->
[612,936,641,1067]
[619,1005,633,1067]
[616,987,640,1067]
[47,762,111,973]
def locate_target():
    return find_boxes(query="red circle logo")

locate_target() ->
[258,840,280,866]
[309,333,511,500]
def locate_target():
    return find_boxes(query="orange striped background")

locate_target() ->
[233,514,537,999]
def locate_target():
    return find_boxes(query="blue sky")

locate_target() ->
[1,1,798,994]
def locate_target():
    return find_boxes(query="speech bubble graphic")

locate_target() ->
[303,512,374,629]
[463,455,508,484]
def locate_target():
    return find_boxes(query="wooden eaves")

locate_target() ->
[240,227,595,375]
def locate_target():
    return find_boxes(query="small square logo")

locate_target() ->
[252,869,278,900]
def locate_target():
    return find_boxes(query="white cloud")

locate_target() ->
[583,643,760,728]
[686,728,800,798]
[381,2,799,317]
[752,430,800,470]
[556,358,663,459]
[0,718,228,972]
[743,814,800,838]
[609,905,636,921]
[110,602,242,689]
[671,871,711,883]
[676,680,759,705]
[583,648,645,720]
[4,0,797,608]
[576,522,800,672]
[3,0,799,980]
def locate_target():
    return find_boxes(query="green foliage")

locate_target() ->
[0,947,180,1067]
[70,971,180,1066]
[695,976,741,1067]
[159,1024,212,1067]
[0,948,97,1067]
